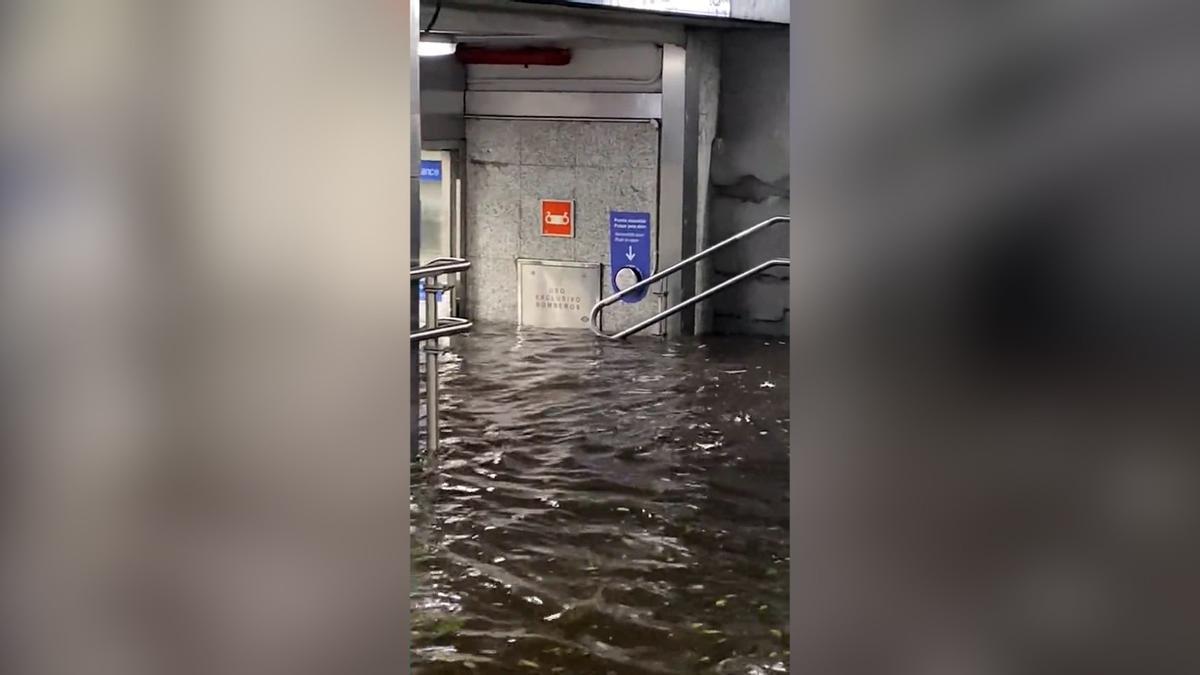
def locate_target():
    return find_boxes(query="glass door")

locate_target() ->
[418,149,459,326]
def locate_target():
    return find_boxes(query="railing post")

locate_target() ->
[410,257,472,452]
[423,279,441,452]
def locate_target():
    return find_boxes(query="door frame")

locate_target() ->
[421,141,466,317]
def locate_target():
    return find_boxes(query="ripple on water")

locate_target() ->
[413,325,789,674]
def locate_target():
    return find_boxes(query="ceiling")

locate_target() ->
[419,0,781,46]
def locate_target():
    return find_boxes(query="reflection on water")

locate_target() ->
[412,326,789,674]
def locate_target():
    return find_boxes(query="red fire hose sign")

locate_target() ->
[540,199,575,238]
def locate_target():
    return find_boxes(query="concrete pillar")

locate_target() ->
[659,43,699,337]
[690,30,723,335]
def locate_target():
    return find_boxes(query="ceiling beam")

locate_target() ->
[419,2,689,45]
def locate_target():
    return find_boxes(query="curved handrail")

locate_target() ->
[411,316,473,343]
[589,216,789,339]
[606,258,789,339]
[411,256,471,280]
[411,256,473,344]
[411,257,473,452]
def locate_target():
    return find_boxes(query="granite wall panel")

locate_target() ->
[464,118,660,333]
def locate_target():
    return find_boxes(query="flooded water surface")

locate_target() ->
[412,326,789,674]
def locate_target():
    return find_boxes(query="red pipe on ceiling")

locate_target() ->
[455,46,572,66]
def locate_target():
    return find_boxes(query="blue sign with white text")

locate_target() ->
[609,211,652,303]
[420,160,442,182]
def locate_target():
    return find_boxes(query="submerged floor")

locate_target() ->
[412,326,789,674]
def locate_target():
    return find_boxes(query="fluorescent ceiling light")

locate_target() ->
[419,40,456,57]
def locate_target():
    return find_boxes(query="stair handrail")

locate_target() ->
[410,257,473,343]
[411,256,473,452]
[410,256,471,280]
[589,216,789,340]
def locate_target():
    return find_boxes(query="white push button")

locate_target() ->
[615,266,641,291]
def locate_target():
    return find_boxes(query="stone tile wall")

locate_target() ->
[464,118,661,332]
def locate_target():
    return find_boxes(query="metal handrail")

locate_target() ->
[410,316,473,343]
[411,256,473,452]
[411,256,471,280]
[589,216,790,339]
[607,258,789,339]
[411,257,473,344]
